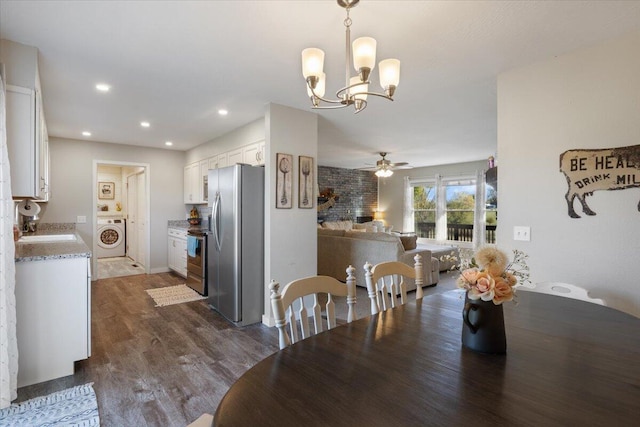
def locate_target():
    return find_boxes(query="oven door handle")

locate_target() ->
[213,191,222,251]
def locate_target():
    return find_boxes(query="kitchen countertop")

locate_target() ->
[168,220,209,233]
[15,231,92,262]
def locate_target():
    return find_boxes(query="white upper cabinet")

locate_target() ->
[183,162,199,204]
[183,142,263,203]
[243,140,265,166]
[217,152,229,168]
[199,159,209,203]
[2,40,50,200]
[227,148,243,165]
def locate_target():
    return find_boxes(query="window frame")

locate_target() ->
[404,171,488,248]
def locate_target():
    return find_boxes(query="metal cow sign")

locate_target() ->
[559,144,640,218]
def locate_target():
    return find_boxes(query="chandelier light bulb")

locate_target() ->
[307,72,326,99]
[349,76,368,100]
[301,48,325,79]
[379,58,401,91]
[352,37,377,75]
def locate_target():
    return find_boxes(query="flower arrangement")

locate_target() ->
[455,247,530,305]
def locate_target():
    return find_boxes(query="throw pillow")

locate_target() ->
[399,235,417,250]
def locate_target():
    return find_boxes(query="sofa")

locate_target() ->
[317,225,440,292]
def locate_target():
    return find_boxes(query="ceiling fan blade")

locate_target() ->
[389,162,409,167]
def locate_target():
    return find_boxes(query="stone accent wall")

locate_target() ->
[317,166,377,223]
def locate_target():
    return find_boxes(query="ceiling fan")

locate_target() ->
[361,152,411,177]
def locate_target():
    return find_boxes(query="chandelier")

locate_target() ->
[301,0,400,113]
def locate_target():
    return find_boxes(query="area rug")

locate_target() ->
[146,284,207,307]
[0,383,99,426]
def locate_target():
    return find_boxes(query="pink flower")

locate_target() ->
[468,271,495,301]
[504,272,518,287]
[494,277,514,304]
[461,268,479,284]
[475,271,494,293]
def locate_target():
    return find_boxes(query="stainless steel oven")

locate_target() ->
[186,230,208,295]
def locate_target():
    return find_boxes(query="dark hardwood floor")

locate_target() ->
[15,272,279,426]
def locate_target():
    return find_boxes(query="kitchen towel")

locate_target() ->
[187,236,199,257]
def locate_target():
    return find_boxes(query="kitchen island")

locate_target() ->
[14,228,92,387]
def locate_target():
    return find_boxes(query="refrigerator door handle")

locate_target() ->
[213,192,222,251]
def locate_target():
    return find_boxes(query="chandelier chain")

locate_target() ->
[344,8,352,28]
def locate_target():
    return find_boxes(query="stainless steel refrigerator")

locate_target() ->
[207,164,264,326]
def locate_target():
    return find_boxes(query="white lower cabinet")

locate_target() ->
[15,256,91,387]
[168,228,187,277]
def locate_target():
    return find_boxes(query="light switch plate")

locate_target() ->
[77,215,87,224]
[513,226,530,241]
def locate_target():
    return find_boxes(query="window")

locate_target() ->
[405,172,494,245]
[412,181,436,239]
[444,178,476,242]
[485,180,497,244]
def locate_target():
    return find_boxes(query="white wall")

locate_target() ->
[378,160,488,232]
[96,165,123,216]
[497,30,640,317]
[45,137,185,274]
[263,103,318,325]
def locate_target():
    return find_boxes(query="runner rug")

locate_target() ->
[146,284,206,307]
[0,383,99,426]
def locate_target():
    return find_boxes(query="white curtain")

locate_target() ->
[0,73,18,408]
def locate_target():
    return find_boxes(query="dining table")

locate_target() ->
[214,290,640,426]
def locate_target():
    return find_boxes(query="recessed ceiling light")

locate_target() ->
[95,83,110,92]
[140,121,150,128]
[82,131,91,137]
[218,109,228,116]
[165,141,173,146]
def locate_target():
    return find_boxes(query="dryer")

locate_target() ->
[96,217,125,258]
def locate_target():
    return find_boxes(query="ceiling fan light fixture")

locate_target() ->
[375,168,393,178]
[301,0,400,113]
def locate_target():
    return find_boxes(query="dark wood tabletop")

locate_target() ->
[214,291,640,426]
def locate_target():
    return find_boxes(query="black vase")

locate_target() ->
[461,292,506,354]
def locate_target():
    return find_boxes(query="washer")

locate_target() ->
[96,217,125,258]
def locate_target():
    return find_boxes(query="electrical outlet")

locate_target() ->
[513,226,530,241]
[77,215,87,224]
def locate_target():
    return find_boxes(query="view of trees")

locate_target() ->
[486,185,497,225]
[446,189,474,225]
[412,181,499,242]
[413,185,436,223]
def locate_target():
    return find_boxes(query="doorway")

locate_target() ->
[93,161,150,280]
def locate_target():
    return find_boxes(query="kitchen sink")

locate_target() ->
[18,234,77,243]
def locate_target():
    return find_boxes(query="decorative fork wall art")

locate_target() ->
[299,156,314,209]
[276,153,293,209]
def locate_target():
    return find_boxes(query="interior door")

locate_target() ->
[126,174,138,261]
[136,171,146,267]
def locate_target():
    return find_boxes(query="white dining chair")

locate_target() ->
[364,254,424,315]
[269,265,357,350]
[520,282,605,306]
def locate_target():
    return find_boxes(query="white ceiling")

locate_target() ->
[2,1,639,169]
